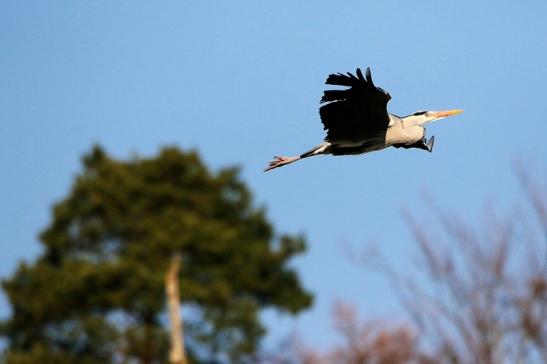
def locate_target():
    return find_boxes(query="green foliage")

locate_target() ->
[1,145,312,363]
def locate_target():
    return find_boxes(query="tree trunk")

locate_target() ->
[165,255,187,364]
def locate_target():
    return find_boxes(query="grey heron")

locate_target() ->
[264,68,463,172]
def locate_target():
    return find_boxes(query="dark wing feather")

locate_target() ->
[319,67,391,143]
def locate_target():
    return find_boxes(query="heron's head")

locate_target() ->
[405,109,464,126]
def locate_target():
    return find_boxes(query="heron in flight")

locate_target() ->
[264,68,463,172]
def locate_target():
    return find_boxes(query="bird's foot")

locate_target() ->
[263,156,299,172]
[426,136,435,153]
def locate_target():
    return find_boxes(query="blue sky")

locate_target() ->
[1,0,547,351]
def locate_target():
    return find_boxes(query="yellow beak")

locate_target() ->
[433,109,464,118]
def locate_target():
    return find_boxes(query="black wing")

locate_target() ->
[319,68,391,144]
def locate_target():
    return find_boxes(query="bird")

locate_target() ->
[264,67,463,172]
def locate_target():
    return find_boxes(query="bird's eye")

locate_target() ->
[413,111,427,116]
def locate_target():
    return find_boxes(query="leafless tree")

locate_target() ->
[262,302,433,364]
[364,165,547,364]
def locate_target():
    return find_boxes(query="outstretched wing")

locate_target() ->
[319,68,391,144]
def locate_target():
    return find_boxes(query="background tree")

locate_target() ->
[365,165,547,363]
[1,145,312,364]
[263,301,433,364]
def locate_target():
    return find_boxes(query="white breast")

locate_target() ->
[385,118,424,146]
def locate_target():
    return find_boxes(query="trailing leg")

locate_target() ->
[263,142,331,172]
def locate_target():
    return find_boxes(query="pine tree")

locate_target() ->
[1,146,312,364]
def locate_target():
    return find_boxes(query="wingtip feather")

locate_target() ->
[356,68,364,80]
[366,67,373,84]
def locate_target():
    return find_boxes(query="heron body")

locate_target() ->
[264,68,463,172]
